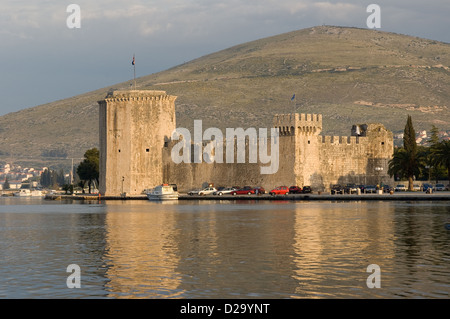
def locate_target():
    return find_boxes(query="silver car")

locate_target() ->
[198,187,217,196]
[213,187,237,196]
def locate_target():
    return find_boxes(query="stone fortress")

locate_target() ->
[98,90,393,196]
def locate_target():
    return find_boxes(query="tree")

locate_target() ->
[428,125,445,182]
[403,115,419,190]
[432,140,450,185]
[77,148,99,194]
[57,169,65,186]
[40,169,51,188]
[429,125,440,146]
[388,116,421,191]
[3,177,10,190]
[388,147,422,187]
[404,115,417,154]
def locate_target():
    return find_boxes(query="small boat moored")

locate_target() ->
[13,189,44,197]
[147,184,179,201]
[13,189,31,197]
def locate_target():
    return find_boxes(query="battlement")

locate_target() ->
[101,90,177,103]
[273,113,322,136]
[321,135,365,145]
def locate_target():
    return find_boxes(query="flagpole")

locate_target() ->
[291,94,296,115]
[133,54,136,90]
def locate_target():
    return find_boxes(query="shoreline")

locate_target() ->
[43,192,450,201]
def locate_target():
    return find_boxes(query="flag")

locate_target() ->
[132,55,135,66]
[291,94,295,101]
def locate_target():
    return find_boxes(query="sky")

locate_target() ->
[0,0,449,116]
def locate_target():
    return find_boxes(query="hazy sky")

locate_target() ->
[0,0,448,116]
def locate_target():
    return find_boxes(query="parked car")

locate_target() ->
[198,187,217,196]
[269,186,289,195]
[231,186,254,195]
[289,186,302,194]
[446,184,450,191]
[382,185,392,193]
[394,184,407,192]
[188,188,202,196]
[253,186,265,194]
[344,183,358,194]
[302,186,312,193]
[413,184,421,191]
[422,183,433,192]
[365,185,377,193]
[435,184,446,191]
[213,187,237,196]
[331,184,343,195]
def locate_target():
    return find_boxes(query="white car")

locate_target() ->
[188,189,201,196]
[435,184,445,191]
[198,187,217,196]
[213,187,237,196]
[395,184,407,192]
[413,184,421,191]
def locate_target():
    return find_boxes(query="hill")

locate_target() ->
[0,25,449,169]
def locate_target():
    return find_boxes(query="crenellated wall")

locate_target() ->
[315,123,393,189]
[99,90,394,195]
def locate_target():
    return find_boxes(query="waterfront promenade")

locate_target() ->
[44,192,450,201]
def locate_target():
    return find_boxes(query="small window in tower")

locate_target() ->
[146,148,150,152]
[118,149,121,153]
[381,142,385,145]
[164,142,168,148]
[308,140,311,144]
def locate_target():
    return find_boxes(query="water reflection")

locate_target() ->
[97,200,450,298]
[291,202,397,298]
[0,198,449,298]
[101,202,183,298]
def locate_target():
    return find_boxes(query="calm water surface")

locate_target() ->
[0,197,449,299]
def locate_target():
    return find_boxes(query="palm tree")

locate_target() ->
[388,147,422,190]
[432,140,450,184]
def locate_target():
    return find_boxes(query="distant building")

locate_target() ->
[8,181,22,190]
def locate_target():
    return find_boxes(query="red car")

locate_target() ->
[230,186,265,195]
[231,186,254,195]
[289,186,302,194]
[269,186,290,195]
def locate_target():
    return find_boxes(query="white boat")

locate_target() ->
[13,189,31,197]
[147,184,179,201]
[13,189,44,197]
[30,190,44,197]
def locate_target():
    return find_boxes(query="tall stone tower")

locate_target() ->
[273,113,323,189]
[98,90,177,196]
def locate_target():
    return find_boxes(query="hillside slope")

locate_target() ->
[0,25,449,167]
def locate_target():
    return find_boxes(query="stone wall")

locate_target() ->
[99,90,393,195]
[162,133,293,192]
[99,90,176,196]
[162,114,393,193]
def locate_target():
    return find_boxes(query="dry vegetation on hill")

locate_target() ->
[0,26,449,168]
